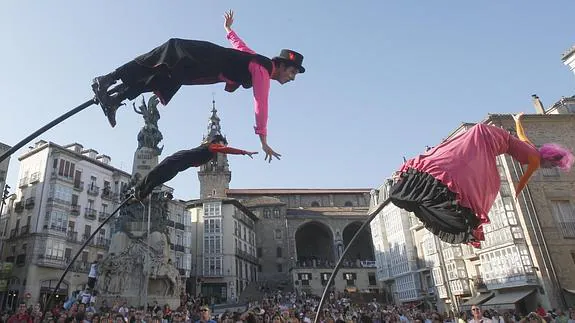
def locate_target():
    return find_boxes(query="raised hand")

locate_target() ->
[224,10,234,32]
[262,143,282,163]
[512,112,525,122]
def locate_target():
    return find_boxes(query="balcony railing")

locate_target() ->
[24,197,35,209]
[71,204,81,215]
[87,185,100,196]
[236,248,258,264]
[84,208,97,220]
[67,231,78,242]
[101,187,113,200]
[98,211,110,222]
[73,181,84,191]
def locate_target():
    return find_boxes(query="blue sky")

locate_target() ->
[1,1,574,200]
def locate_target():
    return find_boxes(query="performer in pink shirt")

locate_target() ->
[389,113,574,247]
[92,10,304,162]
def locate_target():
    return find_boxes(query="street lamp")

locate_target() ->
[0,185,10,216]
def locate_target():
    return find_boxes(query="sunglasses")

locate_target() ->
[471,308,480,311]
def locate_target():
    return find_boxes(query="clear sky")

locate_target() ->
[1,1,574,200]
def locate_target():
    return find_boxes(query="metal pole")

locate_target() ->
[0,99,96,163]
[313,198,391,323]
[145,195,152,308]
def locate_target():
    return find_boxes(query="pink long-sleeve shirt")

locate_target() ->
[225,30,272,136]
[398,123,539,245]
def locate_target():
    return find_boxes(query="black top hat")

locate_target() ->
[273,49,305,73]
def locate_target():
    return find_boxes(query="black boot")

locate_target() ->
[92,73,119,127]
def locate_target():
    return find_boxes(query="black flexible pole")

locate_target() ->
[0,98,96,163]
[41,195,132,319]
[313,198,391,323]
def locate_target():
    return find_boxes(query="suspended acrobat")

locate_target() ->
[389,112,574,247]
[92,10,305,163]
[131,134,257,202]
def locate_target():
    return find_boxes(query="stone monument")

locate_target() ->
[96,95,182,308]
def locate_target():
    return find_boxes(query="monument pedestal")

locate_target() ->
[95,96,180,308]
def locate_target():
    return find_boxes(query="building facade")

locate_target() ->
[371,101,575,314]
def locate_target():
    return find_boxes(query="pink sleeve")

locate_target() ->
[226,30,256,54]
[249,61,270,136]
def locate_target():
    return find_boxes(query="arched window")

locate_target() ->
[311,201,320,207]
[344,201,353,207]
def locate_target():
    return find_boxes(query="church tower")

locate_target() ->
[197,99,232,199]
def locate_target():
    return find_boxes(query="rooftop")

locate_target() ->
[226,188,372,195]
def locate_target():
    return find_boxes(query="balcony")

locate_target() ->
[24,197,35,209]
[175,244,185,252]
[94,237,110,248]
[29,172,40,184]
[98,211,110,222]
[70,204,81,215]
[18,177,28,188]
[47,196,71,207]
[101,187,113,200]
[67,231,78,242]
[87,184,100,196]
[14,201,23,213]
[484,273,539,289]
[236,248,258,264]
[19,225,29,235]
[175,223,185,231]
[36,255,67,269]
[84,208,97,220]
[73,181,84,192]
[473,276,488,291]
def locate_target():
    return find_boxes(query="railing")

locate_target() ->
[71,204,81,215]
[73,181,84,191]
[67,231,78,242]
[87,185,100,196]
[236,248,258,263]
[84,208,97,220]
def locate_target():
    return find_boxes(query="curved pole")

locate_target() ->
[0,98,96,163]
[313,198,391,323]
[42,195,132,318]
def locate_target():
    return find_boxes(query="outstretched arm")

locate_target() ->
[223,10,256,54]
[208,143,258,158]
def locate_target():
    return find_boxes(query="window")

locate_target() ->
[344,201,353,207]
[276,247,282,258]
[263,209,271,219]
[274,229,282,240]
[56,159,75,178]
[203,256,223,276]
[277,264,283,272]
[311,201,320,207]
[273,208,280,218]
[48,210,68,231]
[204,202,222,217]
[343,272,356,286]
[204,219,222,234]
[50,184,72,202]
[550,200,575,238]
[368,273,377,285]
[45,239,65,259]
[204,236,222,254]
[257,248,262,258]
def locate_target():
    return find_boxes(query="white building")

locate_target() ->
[187,198,258,303]
[0,142,11,203]
[0,140,132,309]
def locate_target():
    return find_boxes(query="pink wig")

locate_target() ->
[539,143,575,172]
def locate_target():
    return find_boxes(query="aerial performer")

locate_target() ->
[389,113,574,247]
[131,134,257,202]
[91,10,305,163]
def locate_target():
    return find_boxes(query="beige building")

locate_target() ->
[371,96,575,314]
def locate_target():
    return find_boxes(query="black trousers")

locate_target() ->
[389,168,480,244]
[136,145,212,198]
[114,38,223,104]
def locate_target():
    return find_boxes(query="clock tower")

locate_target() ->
[197,99,232,199]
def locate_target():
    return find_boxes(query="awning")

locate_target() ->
[481,289,535,310]
[460,292,495,310]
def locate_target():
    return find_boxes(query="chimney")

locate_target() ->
[532,94,545,114]
[561,45,575,76]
